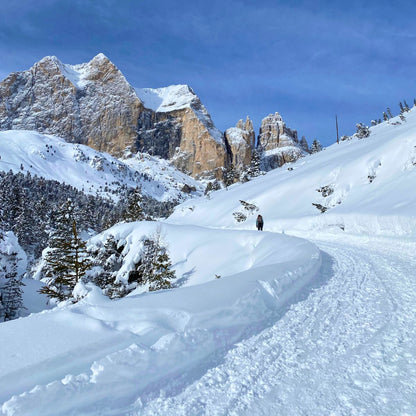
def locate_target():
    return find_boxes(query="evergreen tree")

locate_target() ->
[249,148,262,177]
[91,234,123,298]
[414,98,416,107]
[399,102,405,114]
[383,112,389,121]
[122,187,145,222]
[310,139,323,153]
[224,164,237,187]
[204,180,221,196]
[40,200,91,301]
[404,100,410,111]
[387,108,393,119]
[300,136,309,152]
[133,230,175,291]
[1,252,25,321]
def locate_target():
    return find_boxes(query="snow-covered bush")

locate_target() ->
[355,123,370,139]
[232,212,247,223]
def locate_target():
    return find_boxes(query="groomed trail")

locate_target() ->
[138,233,416,416]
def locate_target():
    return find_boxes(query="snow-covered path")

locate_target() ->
[138,234,416,416]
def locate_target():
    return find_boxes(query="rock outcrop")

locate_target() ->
[0,55,229,179]
[0,54,143,156]
[135,85,228,179]
[257,112,306,170]
[0,55,309,180]
[225,116,255,172]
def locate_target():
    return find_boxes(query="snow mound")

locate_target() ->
[0,222,320,414]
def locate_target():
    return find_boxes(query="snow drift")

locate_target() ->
[0,222,320,415]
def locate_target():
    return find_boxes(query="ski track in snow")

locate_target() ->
[136,235,416,416]
[2,234,416,415]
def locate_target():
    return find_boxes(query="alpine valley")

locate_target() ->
[1,54,416,416]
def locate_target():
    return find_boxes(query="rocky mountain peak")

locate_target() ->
[258,112,297,150]
[0,54,143,156]
[136,84,228,179]
[257,112,306,170]
[225,116,255,173]
[0,54,229,179]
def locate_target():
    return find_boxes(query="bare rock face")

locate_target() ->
[136,85,228,179]
[258,112,298,150]
[0,56,229,179]
[0,54,143,156]
[225,116,255,171]
[257,112,306,170]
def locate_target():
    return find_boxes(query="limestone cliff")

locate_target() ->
[257,112,306,170]
[0,56,229,179]
[0,54,143,156]
[136,85,228,179]
[225,116,255,172]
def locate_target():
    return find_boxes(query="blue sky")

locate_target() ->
[1,0,415,146]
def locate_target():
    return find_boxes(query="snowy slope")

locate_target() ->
[2,108,416,415]
[0,222,320,415]
[135,85,198,113]
[170,108,416,236]
[0,130,203,202]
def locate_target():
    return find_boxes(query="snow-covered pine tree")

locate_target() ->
[404,100,410,112]
[13,197,39,253]
[40,199,91,301]
[122,187,145,222]
[300,136,309,153]
[1,251,25,321]
[399,102,405,114]
[148,230,175,291]
[248,148,262,178]
[90,234,124,298]
[133,230,175,291]
[387,108,393,119]
[310,139,323,153]
[224,164,237,187]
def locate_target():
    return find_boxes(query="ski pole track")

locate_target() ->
[137,236,416,416]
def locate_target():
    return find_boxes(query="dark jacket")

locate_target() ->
[256,215,264,227]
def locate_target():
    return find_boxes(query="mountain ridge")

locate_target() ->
[0,54,307,180]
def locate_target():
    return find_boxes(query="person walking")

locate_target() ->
[256,214,264,231]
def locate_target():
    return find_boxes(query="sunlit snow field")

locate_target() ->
[2,109,416,415]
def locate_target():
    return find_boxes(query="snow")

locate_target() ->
[170,109,416,237]
[38,55,90,89]
[135,85,197,113]
[225,127,247,145]
[0,130,203,202]
[135,85,225,144]
[0,231,27,278]
[2,108,416,414]
[0,224,320,415]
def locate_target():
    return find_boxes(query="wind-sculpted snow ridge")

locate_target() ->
[0,222,320,415]
[169,106,416,237]
[0,130,203,202]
